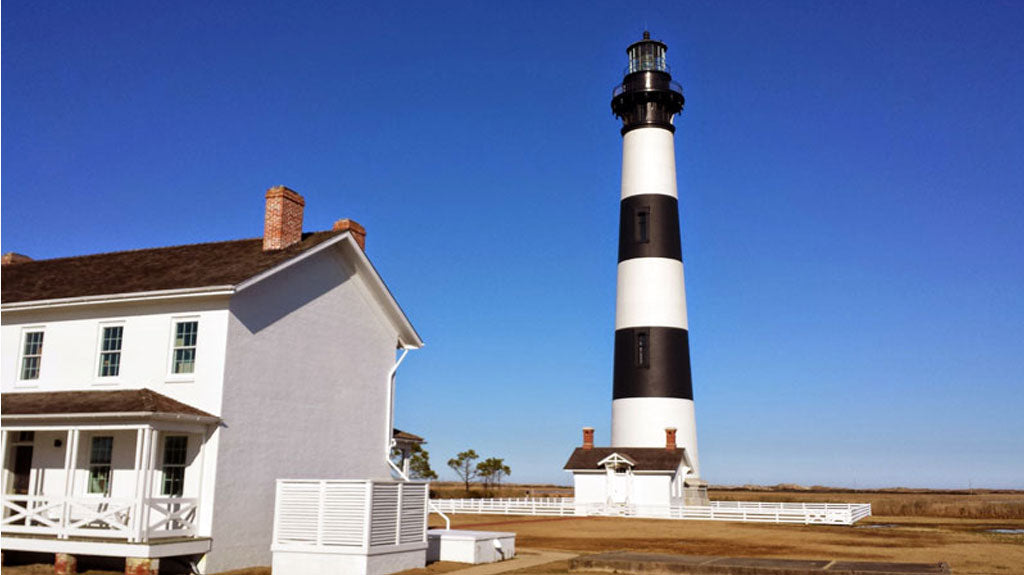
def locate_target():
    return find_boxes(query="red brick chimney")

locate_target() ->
[263,186,305,251]
[582,427,594,450]
[332,219,367,251]
[1,253,33,266]
[665,427,677,451]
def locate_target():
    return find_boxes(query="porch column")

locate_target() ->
[139,428,158,542]
[130,427,151,543]
[0,429,9,495]
[59,428,80,539]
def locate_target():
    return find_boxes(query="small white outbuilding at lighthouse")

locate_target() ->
[566,31,708,509]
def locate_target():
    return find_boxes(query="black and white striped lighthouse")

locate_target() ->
[610,32,700,476]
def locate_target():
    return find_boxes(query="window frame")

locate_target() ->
[87,436,114,495]
[95,322,126,381]
[161,435,189,496]
[634,206,651,244]
[17,327,46,383]
[166,317,200,380]
[635,329,650,369]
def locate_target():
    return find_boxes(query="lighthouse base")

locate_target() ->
[683,479,710,506]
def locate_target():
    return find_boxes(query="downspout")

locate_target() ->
[386,347,411,481]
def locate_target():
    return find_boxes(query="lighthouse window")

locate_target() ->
[635,329,650,368]
[635,207,651,243]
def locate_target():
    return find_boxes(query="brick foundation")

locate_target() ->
[55,553,77,575]
[125,557,159,575]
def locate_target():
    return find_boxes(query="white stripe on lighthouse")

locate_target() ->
[611,397,700,474]
[615,258,689,330]
[621,127,679,199]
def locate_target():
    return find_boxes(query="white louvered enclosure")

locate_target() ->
[272,480,429,575]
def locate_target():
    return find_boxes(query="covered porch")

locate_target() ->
[1,389,217,558]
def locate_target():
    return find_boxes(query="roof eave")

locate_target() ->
[1,286,235,312]
[1,411,221,425]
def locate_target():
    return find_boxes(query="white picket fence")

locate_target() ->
[273,479,428,552]
[429,497,871,525]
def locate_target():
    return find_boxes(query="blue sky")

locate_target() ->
[4,1,1022,489]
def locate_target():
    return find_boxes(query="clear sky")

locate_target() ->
[3,1,1022,489]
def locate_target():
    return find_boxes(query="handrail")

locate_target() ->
[613,80,683,99]
[428,501,451,530]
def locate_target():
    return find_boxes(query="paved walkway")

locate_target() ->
[443,548,577,575]
[570,551,951,575]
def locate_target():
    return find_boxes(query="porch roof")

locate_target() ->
[393,428,424,443]
[1,389,219,423]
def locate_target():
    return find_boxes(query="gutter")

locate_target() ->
[0,411,221,425]
[385,347,411,481]
[2,286,235,312]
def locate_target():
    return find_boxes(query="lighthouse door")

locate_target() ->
[609,469,629,503]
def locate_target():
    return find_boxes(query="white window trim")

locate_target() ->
[160,435,189,496]
[85,435,114,497]
[15,326,46,388]
[93,321,126,385]
[166,316,200,382]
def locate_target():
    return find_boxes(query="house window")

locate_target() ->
[161,436,188,496]
[171,321,199,375]
[20,331,44,380]
[635,329,650,368]
[635,207,651,243]
[98,326,124,377]
[88,436,113,494]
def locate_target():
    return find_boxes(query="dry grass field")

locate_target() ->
[3,488,1022,575]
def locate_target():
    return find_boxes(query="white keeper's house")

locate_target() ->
[564,427,706,512]
[0,186,423,573]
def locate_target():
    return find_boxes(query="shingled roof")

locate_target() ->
[1,389,217,420]
[563,447,687,471]
[1,231,342,304]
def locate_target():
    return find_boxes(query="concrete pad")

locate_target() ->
[568,551,951,575]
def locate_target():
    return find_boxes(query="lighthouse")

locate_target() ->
[609,32,700,477]
[565,32,705,509]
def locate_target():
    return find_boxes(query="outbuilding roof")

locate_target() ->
[1,389,218,421]
[1,231,341,304]
[393,428,425,443]
[563,447,687,471]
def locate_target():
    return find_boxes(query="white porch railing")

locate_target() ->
[273,479,428,552]
[1,494,199,542]
[429,498,872,526]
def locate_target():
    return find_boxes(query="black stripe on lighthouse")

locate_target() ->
[618,194,683,262]
[612,327,693,399]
